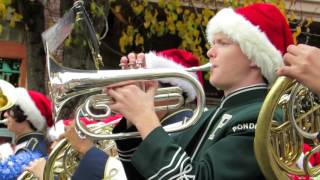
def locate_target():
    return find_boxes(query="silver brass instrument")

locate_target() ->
[81,86,185,120]
[81,63,211,119]
[254,77,320,179]
[67,63,210,121]
[48,54,207,140]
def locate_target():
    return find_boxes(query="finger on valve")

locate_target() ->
[136,53,146,69]
[127,53,137,69]
[119,56,129,69]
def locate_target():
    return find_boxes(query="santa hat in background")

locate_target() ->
[15,88,53,131]
[145,48,204,102]
[47,114,123,142]
[206,3,293,85]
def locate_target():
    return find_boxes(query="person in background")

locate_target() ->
[0,87,52,180]
[26,113,124,180]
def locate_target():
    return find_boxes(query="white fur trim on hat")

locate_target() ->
[47,120,65,142]
[15,88,46,131]
[145,52,198,102]
[206,8,283,85]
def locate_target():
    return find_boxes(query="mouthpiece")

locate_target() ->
[186,63,212,72]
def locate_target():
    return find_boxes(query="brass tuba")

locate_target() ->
[43,123,116,180]
[254,77,320,179]
[18,122,116,180]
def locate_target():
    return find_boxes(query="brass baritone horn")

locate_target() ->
[47,52,207,140]
[18,122,116,180]
[75,64,210,140]
[81,63,211,120]
[81,86,185,120]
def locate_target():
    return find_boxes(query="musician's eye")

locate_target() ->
[211,39,232,47]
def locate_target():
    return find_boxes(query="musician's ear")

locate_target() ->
[249,61,258,68]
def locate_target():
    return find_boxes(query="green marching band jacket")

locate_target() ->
[113,84,271,180]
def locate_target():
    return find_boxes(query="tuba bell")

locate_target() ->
[0,79,16,111]
[254,77,320,179]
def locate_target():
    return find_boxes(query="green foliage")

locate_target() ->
[113,0,287,66]
[0,0,22,33]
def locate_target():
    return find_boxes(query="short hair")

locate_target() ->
[7,105,37,131]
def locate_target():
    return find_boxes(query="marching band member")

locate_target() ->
[26,113,124,180]
[0,87,52,180]
[108,3,293,179]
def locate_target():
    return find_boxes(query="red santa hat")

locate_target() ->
[206,3,293,85]
[47,114,123,142]
[14,88,53,131]
[145,49,204,102]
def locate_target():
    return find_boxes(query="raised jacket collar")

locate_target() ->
[15,132,44,144]
[220,84,268,108]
